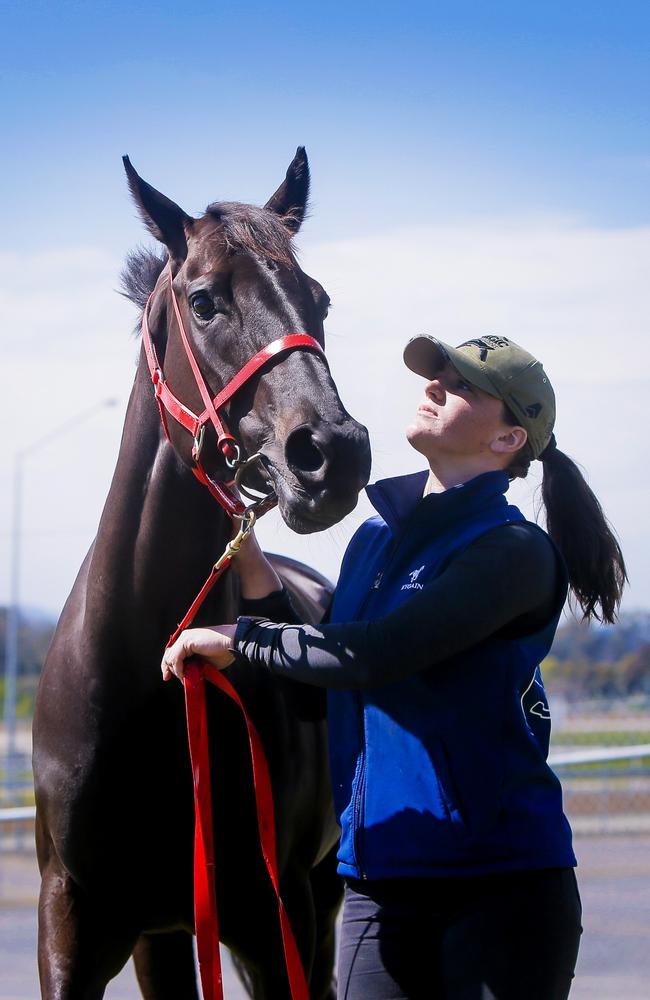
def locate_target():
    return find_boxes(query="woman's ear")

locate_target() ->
[491,425,528,455]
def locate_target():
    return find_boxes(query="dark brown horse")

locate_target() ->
[32,148,371,1000]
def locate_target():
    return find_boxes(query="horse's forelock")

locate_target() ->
[205,202,297,267]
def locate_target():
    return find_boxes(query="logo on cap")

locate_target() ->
[459,335,511,362]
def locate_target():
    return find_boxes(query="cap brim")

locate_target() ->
[403,335,502,399]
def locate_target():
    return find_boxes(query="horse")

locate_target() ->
[32,147,371,1000]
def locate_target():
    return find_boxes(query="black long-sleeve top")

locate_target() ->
[235,521,559,689]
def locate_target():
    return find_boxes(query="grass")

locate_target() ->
[552,730,650,747]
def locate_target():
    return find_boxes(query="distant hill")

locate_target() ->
[0,607,57,718]
[545,610,650,702]
[551,610,650,663]
[0,606,57,679]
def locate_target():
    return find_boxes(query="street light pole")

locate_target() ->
[2,397,118,800]
[3,453,23,795]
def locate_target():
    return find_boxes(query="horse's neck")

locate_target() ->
[86,359,232,629]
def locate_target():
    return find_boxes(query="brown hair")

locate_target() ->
[503,407,626,624]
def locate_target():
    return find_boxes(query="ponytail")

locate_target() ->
[540,442,626,623]
[504,416,627,624]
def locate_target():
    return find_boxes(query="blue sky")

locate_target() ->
[1,1,649,613]
[3,0,649,250]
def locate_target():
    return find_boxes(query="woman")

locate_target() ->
[162,335,626,999]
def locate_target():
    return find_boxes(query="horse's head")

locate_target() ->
[123,149,371,533]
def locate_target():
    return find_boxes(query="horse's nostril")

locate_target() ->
[285,426,325,474]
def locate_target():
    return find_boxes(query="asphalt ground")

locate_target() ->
[2,835,650,1000]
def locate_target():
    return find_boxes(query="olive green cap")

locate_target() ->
[403,334,555,459]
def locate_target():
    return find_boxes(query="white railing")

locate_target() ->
[1,745,649,827]
[549,743,650,767]
[0,805,36,822]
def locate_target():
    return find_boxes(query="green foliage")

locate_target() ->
[0,607,56,678]
[0,607,56,718]
[551,611,650,664]
[542,612,650,702]
[551,728,650,746]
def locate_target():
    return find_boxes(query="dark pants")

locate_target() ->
[338,868,582,1000]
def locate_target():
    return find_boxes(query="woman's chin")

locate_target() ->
[405,424,433,457]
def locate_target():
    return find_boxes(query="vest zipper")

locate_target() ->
[352,707,367,879]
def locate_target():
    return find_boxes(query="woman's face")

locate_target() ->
[405,362,513,465]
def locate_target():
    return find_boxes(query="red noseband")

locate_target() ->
[141,268,326,516]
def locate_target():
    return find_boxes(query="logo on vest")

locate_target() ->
[522,671,552,724]
[401,565,425,591]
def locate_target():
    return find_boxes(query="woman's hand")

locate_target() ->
[161,625,238,682]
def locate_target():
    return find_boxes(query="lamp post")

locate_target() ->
[2,398,118,800]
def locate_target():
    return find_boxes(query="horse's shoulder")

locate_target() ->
[265,552,333,626]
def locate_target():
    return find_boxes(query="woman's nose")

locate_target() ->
[425,378,445,403]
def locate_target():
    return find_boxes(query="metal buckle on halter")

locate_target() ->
[152,369,164,396]
[192,425,205,462]
[233,453,277,512]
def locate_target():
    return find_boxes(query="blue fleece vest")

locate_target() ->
[327,470,575,879]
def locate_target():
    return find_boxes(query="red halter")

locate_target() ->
[142,267,326,516]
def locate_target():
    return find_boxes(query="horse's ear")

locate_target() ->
[123,156,193,262]
[264,146,310,235]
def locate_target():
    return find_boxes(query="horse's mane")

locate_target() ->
[120,203,297,333]
[120,247,167,318]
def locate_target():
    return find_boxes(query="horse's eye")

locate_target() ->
[191,293,216,319]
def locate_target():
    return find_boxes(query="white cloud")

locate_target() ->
[1,221,648,615]
[302,218,648,380]
[0,248,138,614]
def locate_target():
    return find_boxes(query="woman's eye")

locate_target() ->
[457,379,473,392]
[191,293,216,319]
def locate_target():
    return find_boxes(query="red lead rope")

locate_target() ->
[184,663,310,1000]
[166,528,309,1000]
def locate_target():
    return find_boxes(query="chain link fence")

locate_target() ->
[550,703,650,835]
[548,704,650,999]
